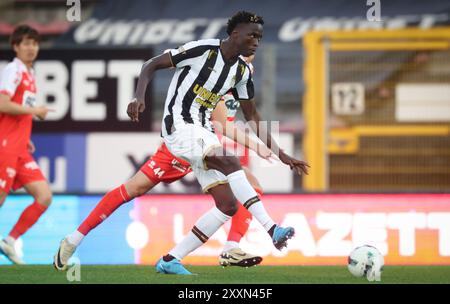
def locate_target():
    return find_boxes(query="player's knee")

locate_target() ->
[126,183,148,198]
[37,191,52,206]
[220,157,242,175]
[124,172,154,198]
[218,199,238,216]
[135,184,149,197]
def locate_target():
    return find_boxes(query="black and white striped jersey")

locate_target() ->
[161,39,254,137]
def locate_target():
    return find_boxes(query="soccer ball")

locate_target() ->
[347,245,384,281]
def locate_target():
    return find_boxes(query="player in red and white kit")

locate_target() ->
[54,56,270,271]
[0,25,53,264]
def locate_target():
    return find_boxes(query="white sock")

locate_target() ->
[5,236,16,245]
[223,241,239,253]
[169,207,231,260]
[227,170,275,231]
[66,230,85,246]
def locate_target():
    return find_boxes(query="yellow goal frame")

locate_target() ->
[302,27,450,191]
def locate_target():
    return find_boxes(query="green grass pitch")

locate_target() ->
[1,265,450,284]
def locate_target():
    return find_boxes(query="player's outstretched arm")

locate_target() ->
[211,99,274,160]
[240,99,310,175]
[0,93,52,120]
[128,53,173,122]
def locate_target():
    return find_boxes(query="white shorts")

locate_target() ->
[163,123,228,192]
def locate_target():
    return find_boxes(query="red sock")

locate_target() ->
[9,201,48,239]
[77,184,131,235]
[227,188,263,243]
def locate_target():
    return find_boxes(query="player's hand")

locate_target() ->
[127,98,145,122]
[27,141,36,154]
[34,106,53,120]
[279,150,310,175]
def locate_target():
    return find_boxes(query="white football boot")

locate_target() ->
[0,239,24,265]
[53,238,77,271]
[219,248,263,267]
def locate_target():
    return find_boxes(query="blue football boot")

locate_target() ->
[272,226,295,250]
[156,257,193,275]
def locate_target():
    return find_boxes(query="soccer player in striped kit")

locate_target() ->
[147,11,309,274]
[54,56,268,269]
[55,11,309,274]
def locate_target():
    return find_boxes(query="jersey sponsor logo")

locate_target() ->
[193,84,221,109]
[195,98,215,109]
[23,90,37,107]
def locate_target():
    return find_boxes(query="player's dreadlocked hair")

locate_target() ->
[226,11,264,35]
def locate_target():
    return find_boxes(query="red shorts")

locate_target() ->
[140,143,192,185]
[0,153,46,193]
